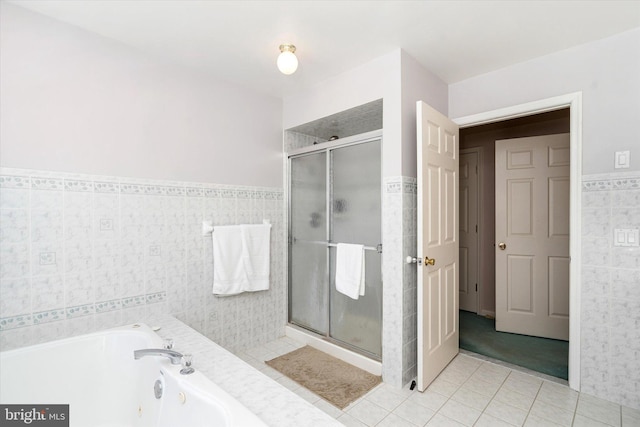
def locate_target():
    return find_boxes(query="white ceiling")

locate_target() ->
[9,0,640,98]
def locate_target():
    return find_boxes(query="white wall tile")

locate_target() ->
[0,277,31,318]
[0,209,29,243]
[612,189,640,208]
[0,188,29,210]
[0,168,285,353]
[581,172,640,411]
[582,190,611,209]
[0,242,30,279]
[610,268,640,301]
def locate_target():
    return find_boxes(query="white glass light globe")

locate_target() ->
[277,50,298,75]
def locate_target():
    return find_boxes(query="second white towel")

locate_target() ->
[212,223,271,296]
[241,224,271,292]
[335,243,365,300]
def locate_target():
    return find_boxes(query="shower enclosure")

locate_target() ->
[288,134,382,359]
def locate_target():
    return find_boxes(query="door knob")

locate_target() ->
[424,256,436,266]
[498,242,506,250]
[406,256,422,265]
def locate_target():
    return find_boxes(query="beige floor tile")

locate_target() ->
[392,399,436,426]
[523,414,564,427]
[426,377,461,397]
[337,412,368,427]
[425,413,467,427]
[450,386,492,411]
[502,372,543,398]
[437,399,481,426]
[573,414,617,427]
[448,353,483,372]
[529,398,575,427]
[461,376,502,397]
[493,386,536,411]
[484,399,528,426]
[407,389,449,412]
[346,398,389,426]
[364,383,410,411]
[536,380,579,412]
[436,365,474,385]
[376,413,419,427]
[576,394,621,427]
[475,413,518,427]
[472,361,511,384]
[622,405,640,426]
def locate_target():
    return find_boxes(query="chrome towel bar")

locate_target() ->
[292,238,382,254]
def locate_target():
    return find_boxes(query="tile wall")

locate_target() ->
[284,131,327,152]
[382,176,418,387]
[581,170,640,409]
[0,168,286,353]
[402,178,418,385]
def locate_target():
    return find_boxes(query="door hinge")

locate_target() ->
[475,224,478,233]
[475,165,478,174]
[475,283,478,292]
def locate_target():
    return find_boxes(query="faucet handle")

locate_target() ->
[163,338,174,350]
[180,353,194,375]
[182,353,192,367]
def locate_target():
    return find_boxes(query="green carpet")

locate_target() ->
[459,310,568,380]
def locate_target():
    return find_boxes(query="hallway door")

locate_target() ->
[459,150,479,313]
[495,134,570,341]
[416,101,459,391]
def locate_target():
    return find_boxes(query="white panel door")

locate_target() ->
[459,150,479,313]
[495,134,570,341]
[417,101,459,391]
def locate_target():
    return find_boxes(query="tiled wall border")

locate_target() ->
[582,170,640,191]
[0,292,170,331]
[0,170,283,199]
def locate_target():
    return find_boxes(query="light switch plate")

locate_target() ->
[614,228,639,247]
[615,151,630,169]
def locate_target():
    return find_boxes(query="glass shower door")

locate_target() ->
[330,140,382,357]
[288,137,382,359]
[289,152,328,335]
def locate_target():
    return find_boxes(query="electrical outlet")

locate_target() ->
[614,151,630,169]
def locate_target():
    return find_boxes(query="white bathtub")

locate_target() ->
[0,323,267,427]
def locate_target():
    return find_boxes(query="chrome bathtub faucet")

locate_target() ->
[133,348,185,365]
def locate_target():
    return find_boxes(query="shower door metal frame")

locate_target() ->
[287,130,383,359]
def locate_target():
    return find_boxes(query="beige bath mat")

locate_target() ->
[266,345,381,409]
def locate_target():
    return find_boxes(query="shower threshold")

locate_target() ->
[285,324,382,376]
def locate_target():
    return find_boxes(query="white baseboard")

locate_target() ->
[480,309,496,318]
[285,325,382,376]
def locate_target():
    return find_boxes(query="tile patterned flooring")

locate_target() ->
[235,337,640,427]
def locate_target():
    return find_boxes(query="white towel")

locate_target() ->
[212,223,271,296]
[212,225,247,296]
[241,223,271,292]
[335,243,365,300]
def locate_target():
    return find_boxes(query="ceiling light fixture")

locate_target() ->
[277,44,298,75]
